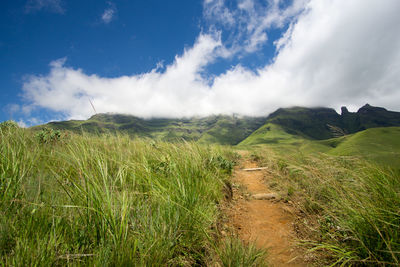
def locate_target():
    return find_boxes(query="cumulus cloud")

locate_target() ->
[203,0,307,54]
[25,0,65,14]
[22,34,223,119]
[101,2,117,24]
[21,0,400,121]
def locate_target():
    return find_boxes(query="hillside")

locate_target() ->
[238,123,301,146]
[240,104,400,145]
[36,114,267,145]
[266,107,342,139]
[33,104,400,146]
[324,127,400,166]
[5,108,400,265]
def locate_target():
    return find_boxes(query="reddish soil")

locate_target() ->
[227,158,309,266]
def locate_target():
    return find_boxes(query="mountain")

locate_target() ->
[33,104,400,146]
[265,107,342,139]
[343,104,400,132]
[240,104,400,145]
[322,127,400,167]
[35,113,267,145]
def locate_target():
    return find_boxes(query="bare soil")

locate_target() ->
[226,156,310,266]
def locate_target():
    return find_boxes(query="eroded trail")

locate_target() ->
[227,156,308,266]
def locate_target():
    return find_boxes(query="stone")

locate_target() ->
[252,193,278,200]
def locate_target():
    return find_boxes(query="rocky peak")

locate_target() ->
[341,106,349,115]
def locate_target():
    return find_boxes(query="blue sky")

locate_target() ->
[1,0,400,126]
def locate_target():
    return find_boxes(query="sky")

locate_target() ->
[1,0,400,126]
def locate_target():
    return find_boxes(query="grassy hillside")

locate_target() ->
[238,122,331,155]
[36,114,266,145]
[324,127,400,167]
[3,117,400,266]
[240,121,400,168]
[266,107,342,139]
[239,123,301,146]
[32,104,400,146]
[0,123,266,266]
[241,104,400,143]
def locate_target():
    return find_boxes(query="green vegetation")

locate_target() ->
[326,127,400,167]
[3,103,400,265]
[35,127,63,144]
[237,108,400,265]
[248,144,400,265]
[219,237,267,267]
[239,123,300,146]
[238,122,331,156]
[240,104,400,143]
[241,123,400,168]
[0,124,265,266]
[35,113,266,145]
[266,107,343,140]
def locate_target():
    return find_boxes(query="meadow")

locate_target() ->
[2,119,400,266]
[0,122,266,266]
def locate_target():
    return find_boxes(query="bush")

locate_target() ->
[0,120,19,131]
[35,127,62,144]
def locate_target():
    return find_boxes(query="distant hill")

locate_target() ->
[323,127,400,167]
[34,113,267,145]
[34,104,400,146]
[265,107,342,140]
[240,104,400,145]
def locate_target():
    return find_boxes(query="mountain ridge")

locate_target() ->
[33,104,400,145]
[35,114,267,145]
[259,103,400,140]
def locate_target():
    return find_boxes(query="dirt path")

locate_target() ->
[227,156,309,266]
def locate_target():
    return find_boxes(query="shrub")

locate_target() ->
[0,120,19,131]
[35,127,62,144]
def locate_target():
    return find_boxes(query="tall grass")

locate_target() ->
[0,124,263,266]
[251,146,400,265]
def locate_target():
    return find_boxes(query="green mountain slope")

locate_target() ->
[238,122,331,154]
[32,104,400,147]
[266,107,343,139]
[324,127,400,166]
[35,114,267,145]
[240,104,400,145]
[239,123,300,146]
[242,124,400,168]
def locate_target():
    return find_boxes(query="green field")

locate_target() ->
[0,122,266,266]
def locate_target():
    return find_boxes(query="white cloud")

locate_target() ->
[22,34,223,119]
[25,0,65,14]
[17,120,28,128]
[5,104,20,115]
[203,0,307,54]
[21,0,400,122]
[101,2,117,24]
[203,0,235,27]
[268,0,400,110]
